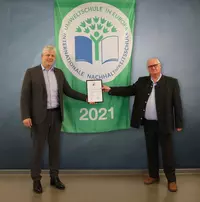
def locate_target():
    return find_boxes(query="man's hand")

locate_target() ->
[176,128,182,132]
[86,98,95,104]
[23,118,32,128]
[102,85,111,92]
[88,101,95,104]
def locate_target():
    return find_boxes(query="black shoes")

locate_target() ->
[33,176,65,193]
[33,180,43,194]
[50,176,65,190]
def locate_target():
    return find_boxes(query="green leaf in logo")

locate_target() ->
[86,18,92,24]
[97,24,103,30]
[103,27,109,33]
[75,17,118,62]
[111,26,117,32]
[93,16,99,23]
[106,21,112,27]
[76,26,82,32]
[90,24,96,30]
[101,18,106,24]
[84,28,90,33]
[94,31,100,37]
[80,21,86,28]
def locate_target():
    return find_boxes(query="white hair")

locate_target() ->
[147,57,161,66]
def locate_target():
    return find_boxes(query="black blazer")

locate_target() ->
[109,75,183,133]
[20,65,87,124]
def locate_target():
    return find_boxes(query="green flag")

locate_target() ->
[54,0,136,133]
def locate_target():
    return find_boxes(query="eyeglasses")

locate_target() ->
[148,63,160,68]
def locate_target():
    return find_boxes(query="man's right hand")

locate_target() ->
[23,118,32,128]
[102,85,111,92]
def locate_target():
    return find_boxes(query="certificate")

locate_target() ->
[86,80,103,103]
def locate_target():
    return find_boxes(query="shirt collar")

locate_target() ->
[41,64,54,71]
[151,74,162,84]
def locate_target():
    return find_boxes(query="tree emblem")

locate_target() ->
[76,17,117,61]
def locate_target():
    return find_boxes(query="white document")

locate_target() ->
[87,80,103,103]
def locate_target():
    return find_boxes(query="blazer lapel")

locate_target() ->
[156,75,165,89]
[35,66,46,88]
[155,75,165,103]
[54,68,62,95]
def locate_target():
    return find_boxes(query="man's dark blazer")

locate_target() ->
[109,75,183,133]
[20,65,87,124]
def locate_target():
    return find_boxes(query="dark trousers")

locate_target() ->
[31,108,62,181]
[143,119,176,182]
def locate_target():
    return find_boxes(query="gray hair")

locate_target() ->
[147,57,161,66]
[42,45,56,55]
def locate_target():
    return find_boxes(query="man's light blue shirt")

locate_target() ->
[144,74,162,120]
[41,64,59,109]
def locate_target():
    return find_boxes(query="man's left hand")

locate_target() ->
[88,102,95,104]
[176,128,182,132]
[86,98,95,104]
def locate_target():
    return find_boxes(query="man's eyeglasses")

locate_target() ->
[148,63,160,68]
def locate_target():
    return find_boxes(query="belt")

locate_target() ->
[47,107,60,111]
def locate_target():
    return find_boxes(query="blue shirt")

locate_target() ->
[144,74,162,120]
[41,65,59,109]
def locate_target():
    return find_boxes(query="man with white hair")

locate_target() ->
[20,45,92,193]
[102,58,183,192]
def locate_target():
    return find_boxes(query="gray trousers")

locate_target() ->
[31,108,62,181]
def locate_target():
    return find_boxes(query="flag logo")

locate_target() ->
[59,2,133,82]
